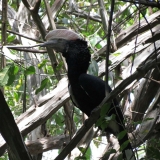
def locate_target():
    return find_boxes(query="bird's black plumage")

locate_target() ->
[65,40,135,159]
[42,29,135,159]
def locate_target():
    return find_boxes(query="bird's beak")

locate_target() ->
[40,39,60,48]
[40,39,68,53]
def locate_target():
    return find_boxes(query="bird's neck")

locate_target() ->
[63,39,91,84]
[67,59,88,83]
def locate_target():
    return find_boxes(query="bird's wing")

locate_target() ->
[79,74,125,133]
[68,73,107,116]
[78,73,107,103]
[70,74,135,159]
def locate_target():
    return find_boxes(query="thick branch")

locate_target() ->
[0,78,69,156]
[0,90,32,160]
[116,11,160,47]
[26,135,70,155]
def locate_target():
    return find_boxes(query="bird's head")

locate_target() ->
[41,29,81,53]
[41,29,91,75]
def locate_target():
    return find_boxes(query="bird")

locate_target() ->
[40,29,135,160]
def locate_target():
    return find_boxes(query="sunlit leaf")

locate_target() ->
[38,60,48,69]
[85,147,91,159]
[7,34,16,42]
[25,66,35,75]
[14,92,19,102]
[75,156,87,160]
[35,78,49,94]
[95,43,102,49]
[78,146,85,154]
[7,64,19,86]
[113,52,121,57]
[56,61,63,71]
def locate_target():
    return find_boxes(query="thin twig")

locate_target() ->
[105,0,115,95]
[5,29,44,43]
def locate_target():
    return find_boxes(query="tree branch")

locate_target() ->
[0,90,32,160]
[32,0,41,13]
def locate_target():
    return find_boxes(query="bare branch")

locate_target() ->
[26,135,70,155]
[21,0,31,10]
[42,0,66,29]
[32,0,41,13]
[5,29,44,43]
[44,0,56,30]
[4,47,47,53]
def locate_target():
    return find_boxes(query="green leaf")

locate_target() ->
[7,64,19,86]
[7,34,16,42]
[118,130,127,140]
[96,105,115,128]
[85,147,91,159]
[144,118,154,121]
[88,59,99,76]
[95,117,105,127]
[35,78,49,94]
[100,103,111,117]
[56,61,63,71]
[55,115,63,126]
[14,92,19,102]
[76,147,91,159]
[78,146,85,154]
[93,137,102,147]
[38,60,48,69]
[100,121,108,130]
[113,52,121,57]
[96,114,116,130]
[108,60,112,65]
[75,156,87,160]
[119,140,129,151]
[95,43,102,49]
[0,66,11,87]
[105,114,116,121]
[147,146,160,158]
[13,65,19,74]
[133,120,143,125]
[109,149,116,154]
[25,66,35,75]
[117,154,123,160]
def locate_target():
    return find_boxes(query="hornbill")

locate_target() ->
[41,29,135,159]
